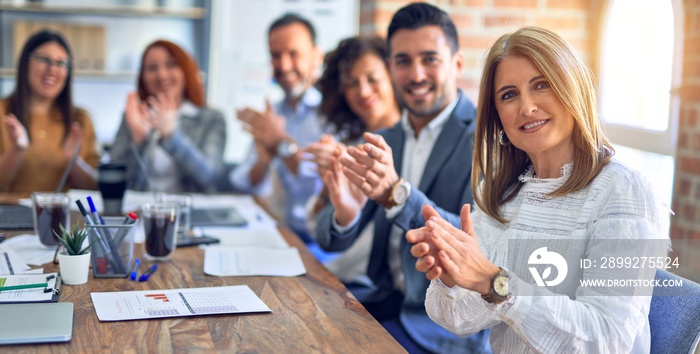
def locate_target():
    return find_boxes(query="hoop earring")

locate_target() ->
[498,130,511,146]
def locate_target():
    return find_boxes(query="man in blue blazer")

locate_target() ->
[315,3,491,353]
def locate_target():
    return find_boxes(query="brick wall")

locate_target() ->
[671,0,700,281]
[358,0,598,100]
[359,0,700,281]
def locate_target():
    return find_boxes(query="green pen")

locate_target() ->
[0,282,49,292]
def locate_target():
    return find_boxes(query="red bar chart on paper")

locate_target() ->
[145,293,170,302]
[90,285,271,321]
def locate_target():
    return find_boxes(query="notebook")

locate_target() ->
[0,302,73,345]
[0,204,34,230]
[191,207,248,227]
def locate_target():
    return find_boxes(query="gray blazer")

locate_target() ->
[316,91,491,353]
[110,107,226,193]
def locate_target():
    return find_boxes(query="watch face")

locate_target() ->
[277,140,297,158]
[494,275,509,297]
[393,184,409,204]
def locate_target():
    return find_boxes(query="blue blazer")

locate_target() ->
[316,92,491,353]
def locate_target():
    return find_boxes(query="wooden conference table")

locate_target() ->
[0,205,406,353]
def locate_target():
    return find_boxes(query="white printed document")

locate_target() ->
[0,273,60,303]
[91,285,271,321]
[203,246,306,277]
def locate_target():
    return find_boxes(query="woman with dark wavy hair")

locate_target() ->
[307,35,400,183]
[110,40,226,193]
[305,35,400,282]
[0,30,99,192]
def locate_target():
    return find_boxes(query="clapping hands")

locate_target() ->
[339,132,399,206]
[305,134,342,177]
[406,204,498,294]
[125,91,179,145]
[237,98,287,153]
[3,114,29,151]
[323,145,368,226]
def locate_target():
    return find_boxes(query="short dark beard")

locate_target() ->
[398,92,445,119]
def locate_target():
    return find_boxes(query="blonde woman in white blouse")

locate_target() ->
[406,26,670,353]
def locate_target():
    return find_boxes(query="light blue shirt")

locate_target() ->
[229,87,325,235]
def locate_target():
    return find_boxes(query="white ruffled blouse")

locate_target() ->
[425,158,670,353]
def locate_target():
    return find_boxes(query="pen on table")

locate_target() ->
[76,200,123,273]
[87,196,125,273]
[0,282,49,292]
[138,264,158,282]
[130,258,140,281]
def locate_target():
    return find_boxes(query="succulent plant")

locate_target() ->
[53,224,93,256]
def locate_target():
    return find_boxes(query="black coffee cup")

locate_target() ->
[98,163,127,216]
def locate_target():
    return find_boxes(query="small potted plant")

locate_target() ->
[54,224,93,285]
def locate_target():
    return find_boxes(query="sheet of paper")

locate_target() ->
[91,285,271,321]
[203,246,306,277]
[0,273,59,303]
[0,248,34,275]
[0,235,57,266]
[194,224,288,249]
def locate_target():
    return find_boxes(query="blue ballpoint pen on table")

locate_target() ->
[130,258,140,281]
[138,264,158,282]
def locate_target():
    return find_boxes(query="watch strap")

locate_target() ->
[384,177,405,208]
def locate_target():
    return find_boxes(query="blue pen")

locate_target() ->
[87,196,105,224]
[130,258,140,281]
[138,264,158,282]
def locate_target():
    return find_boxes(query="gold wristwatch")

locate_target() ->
[384,178,411,208]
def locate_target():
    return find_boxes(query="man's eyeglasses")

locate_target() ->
[30,54,70,70]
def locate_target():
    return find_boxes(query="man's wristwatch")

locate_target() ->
[276,139,299,159]
[482,267,510,304]
[384,178,411,208]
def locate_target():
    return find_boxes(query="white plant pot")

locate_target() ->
[58,251,91,285]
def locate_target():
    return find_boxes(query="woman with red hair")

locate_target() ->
[110,40,226,193]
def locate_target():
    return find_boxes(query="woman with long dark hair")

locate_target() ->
[110,40,226,193]
[305,35,400,280]
[0,30,99,192]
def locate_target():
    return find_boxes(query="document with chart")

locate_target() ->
[90,285,271,321]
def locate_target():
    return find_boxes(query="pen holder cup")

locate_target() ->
[87,217,136,278]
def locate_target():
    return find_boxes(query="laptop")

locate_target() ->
[0,302,73,345]
[190,207,248,227]
[0,204,34,230]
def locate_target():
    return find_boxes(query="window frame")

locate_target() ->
[598,0,683,158]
